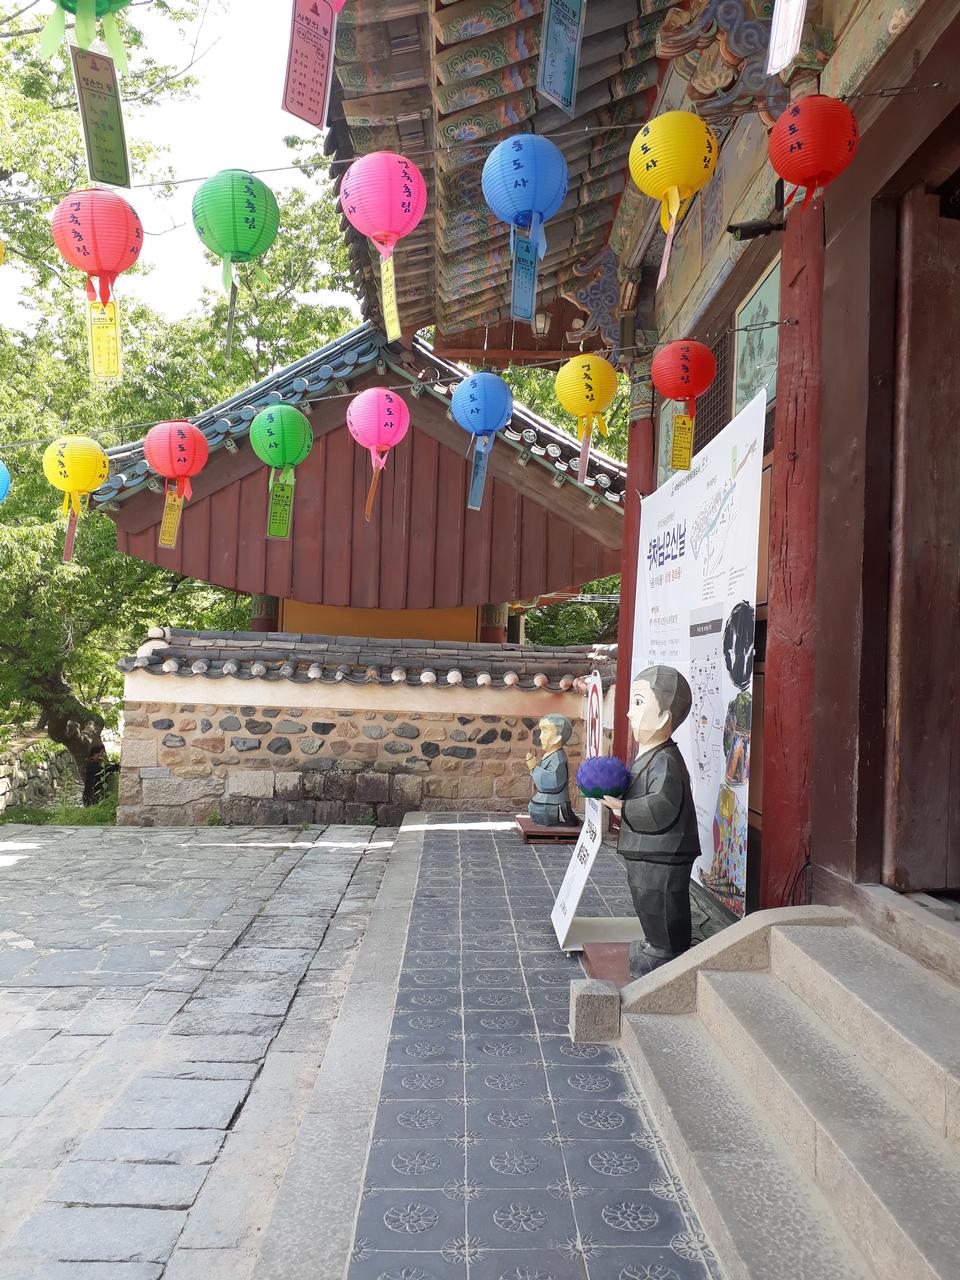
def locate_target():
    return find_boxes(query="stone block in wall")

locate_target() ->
[391,774,423,807]
[225,770,273,799]
[222,797,287,825]
[275,771,302,801]
[378,805,406,826]
[458,777,494,800]
[344,802,378,822]
[325,771,356,802]
[356,772,390,803]
[122,737,159,769]
[142,775,224,806]
[118,771,142,807]
[314,801,346,823]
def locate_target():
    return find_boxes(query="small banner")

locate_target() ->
[511,233,538,324]
[537,0,586,117]
[158,492,184,550]
[467,445,490,511]
[71,47,130,188]
[87,300,122,381]
[381,255,401,342]
[266,481,296,540]
[282,0,338,131]
[670,413,695,470]
[63,508,79,563]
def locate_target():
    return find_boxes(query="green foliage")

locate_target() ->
[204,809,223,827]
[500,364,631,462]
[525,574,621,647]
[0,790,118,826]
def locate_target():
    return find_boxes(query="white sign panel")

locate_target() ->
[766,0,807,74]
[632,391,766,917]
[551,671,603,949]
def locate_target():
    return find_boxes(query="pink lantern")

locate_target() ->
[347,387,410,522]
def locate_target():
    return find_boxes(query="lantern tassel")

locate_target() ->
[85,276,96,303]
[63,508,79,563]
[530,211,547,261]
[39,5,66,58]
[177,477,192,503]
[656,188,682,290]
[98,273,115,308]
[364,467,381,523]
[74,0,97,49]
[100,14,128,74]
[221,254,234,295]
[577,420,593,485]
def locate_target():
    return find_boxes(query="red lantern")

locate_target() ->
[144,421,209,501]
[652,340,716,417]
[768,94,859,210]
[52,188,143,306]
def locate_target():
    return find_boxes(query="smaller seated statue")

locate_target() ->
[526,714,579,827]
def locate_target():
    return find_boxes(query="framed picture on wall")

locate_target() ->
[734,256,780,417]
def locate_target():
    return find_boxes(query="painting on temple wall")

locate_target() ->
[733,257,780,416]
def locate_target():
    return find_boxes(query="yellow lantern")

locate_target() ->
[555,354,618,483]
[629,110,718,287]
[42,435,109,516]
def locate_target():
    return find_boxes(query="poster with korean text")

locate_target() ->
[632,390,766,916]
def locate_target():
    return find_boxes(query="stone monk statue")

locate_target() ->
[526,714,579,827]
[603,666,702,977]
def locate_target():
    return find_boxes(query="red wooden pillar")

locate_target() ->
[613,414,655,760]
[760,198,825,908]
[251,594,279,633]
[480,603,509,643]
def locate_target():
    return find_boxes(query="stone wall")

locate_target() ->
[0,738,74,814]
[118,701,584,827]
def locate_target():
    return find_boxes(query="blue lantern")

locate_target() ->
[482,136,568,326]
[451,373,513,511]
[0,460,9,504]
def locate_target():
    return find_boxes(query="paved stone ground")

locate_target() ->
[340,818,721,1280]
[0,823,393,1280]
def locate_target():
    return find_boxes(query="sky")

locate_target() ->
[0,0,357,323]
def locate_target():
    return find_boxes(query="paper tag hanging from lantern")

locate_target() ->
[158,493,184,549]
[86,299,122,381]
[249,405,313,541]
[380,255,401,342]
[510,233,538,324]
[42,435,109,562]
[143,421,210,551]
[669,413,694,470]
[451,372,513,511]
[282,0,345,132]
[537,0,586,116]
[555,354,618,484]
[70,47,130,188]
[629,111,718,290]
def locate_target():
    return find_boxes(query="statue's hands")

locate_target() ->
[602,795,623,816]
[526,751,537,770]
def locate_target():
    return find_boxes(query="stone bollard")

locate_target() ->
[569,978,621,1043]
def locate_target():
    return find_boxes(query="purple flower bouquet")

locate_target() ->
[576,756,631,799]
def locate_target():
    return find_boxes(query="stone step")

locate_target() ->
[699,969,960,1280]
[621,1010,873,1280]
[770,924,960,1148]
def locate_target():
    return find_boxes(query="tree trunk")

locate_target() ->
[32,676,105,778]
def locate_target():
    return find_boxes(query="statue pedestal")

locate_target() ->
[582,942,631,987]
[515,814,581,845]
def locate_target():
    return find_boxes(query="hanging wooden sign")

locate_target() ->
[380,255,402,342]
[158,492,184,550]
[282,0,340,131]
[537,0,586,117]
[266,481,296,541]
[70,47,130,189]
[87,300,122,381]
[670,413,695,471]
[766,0,807,74]
[511,234,538,324]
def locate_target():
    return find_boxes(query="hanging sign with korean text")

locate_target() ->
[670,413,694,470]
[381,254,402,342]
[282,0,342,131]
[511,234,538,324]
[86,301,122,381]
[71,47,130,188]
[266,481,296,541]
[158,493,184,551]
[537,0,586,116]
[766,0,807,74]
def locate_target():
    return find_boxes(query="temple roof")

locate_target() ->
[121,628,618,692]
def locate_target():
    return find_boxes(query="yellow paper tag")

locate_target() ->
[381,255,401,342]
[670,413,694,470]
[0,241,5,266]
[158,491,184,550]
[87,300,122,381]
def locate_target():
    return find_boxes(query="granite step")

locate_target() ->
[769,924,960,1149]
[621,1010,873,1280]
[699,969,960,1280]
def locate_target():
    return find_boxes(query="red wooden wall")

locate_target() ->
[116,424,620,609]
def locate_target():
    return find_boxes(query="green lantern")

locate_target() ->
[41,0,134,72]
[250,405,312,541]
[192,169,280,294]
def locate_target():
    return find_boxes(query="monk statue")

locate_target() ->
[602,666,702,977]
[526,715,579,827]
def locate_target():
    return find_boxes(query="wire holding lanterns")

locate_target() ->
[481,135,568,326]
[339,152,428,343]
[555,354,619,484]
[143,421,210,551]
[249,405,314,541]
[767,94,860,212]
[192,169,280,359]
[347,388,410,522]
[41,435,110,562]
[651,339,717,471]
[40,0,134,71]
[451,372,513,511]
[629,111,718,290]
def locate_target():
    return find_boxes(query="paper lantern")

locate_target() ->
[42,435,109,515]
[451,372,513,511]
[40,1,134,70]
[52,189,143,306]
[143,421,209,502]
[629,111,718,286]
[652,340,716,417]
[347,387,410,522]
[482,135,568,259]
[339,153,427,342]
[768,94,859,210]
[555,354,618,483]
[250,405,313,485]
[192,170,280,293]
[0,459,9,504]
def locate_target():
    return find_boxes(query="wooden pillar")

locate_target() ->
[759,199,825,908]
[613,415,655,760]
[251,594,279,633]
[480,603,508,644]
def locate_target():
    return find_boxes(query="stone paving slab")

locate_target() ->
[0,824,393,1279]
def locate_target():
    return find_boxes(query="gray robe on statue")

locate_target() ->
[528,749,578,827]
